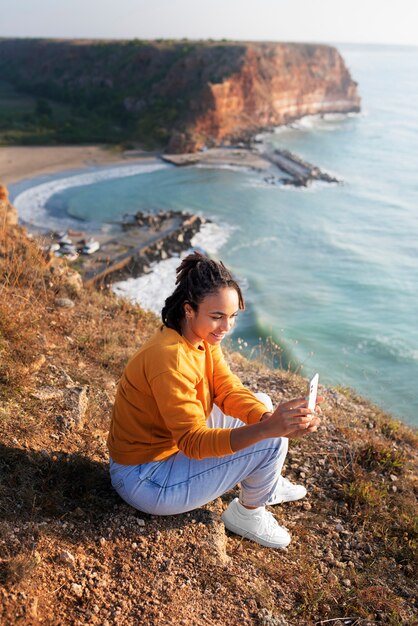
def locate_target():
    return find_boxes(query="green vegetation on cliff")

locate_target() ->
[0,38,360,152]
[0,38,244,148]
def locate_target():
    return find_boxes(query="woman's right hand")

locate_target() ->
[230,396,322,453]
[261,396,322,439]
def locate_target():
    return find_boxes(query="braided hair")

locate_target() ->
[161,251,244,333]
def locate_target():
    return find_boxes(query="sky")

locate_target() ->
[1,0,418,47]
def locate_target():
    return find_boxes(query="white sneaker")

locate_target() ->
[267,476,307,505]
[221,498,291,549]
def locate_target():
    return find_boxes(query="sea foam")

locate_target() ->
[13,162,169,231]
[111,221,233,314]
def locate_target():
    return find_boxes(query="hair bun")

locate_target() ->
[175,251,207,285]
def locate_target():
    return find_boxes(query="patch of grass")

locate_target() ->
[343,478,387,510]
[0,553,40,587]
[0,227,50,390]
[357,442,406,474]
[347,584,405,625]
[334,385,359,400]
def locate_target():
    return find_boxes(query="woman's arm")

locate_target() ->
[230,396,322,452]
[211,345,273,424]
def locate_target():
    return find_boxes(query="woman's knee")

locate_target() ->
[254,391,273,413]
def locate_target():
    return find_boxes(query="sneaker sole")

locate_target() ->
[221,516,291,549]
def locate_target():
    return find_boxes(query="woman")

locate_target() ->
[107,252,321,549]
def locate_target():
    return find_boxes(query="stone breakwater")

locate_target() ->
[162,146,340,187]
[263,149,340,187]
[47,210,208,288]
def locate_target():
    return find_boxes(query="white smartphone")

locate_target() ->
[308,373,319,415]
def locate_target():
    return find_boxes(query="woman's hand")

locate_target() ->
[230,396,323,452]
[261,396,323,439]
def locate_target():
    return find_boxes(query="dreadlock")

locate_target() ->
[161,251,244,333]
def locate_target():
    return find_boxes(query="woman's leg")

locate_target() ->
[109,393,288,515]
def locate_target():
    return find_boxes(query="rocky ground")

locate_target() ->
[0,218,417,626]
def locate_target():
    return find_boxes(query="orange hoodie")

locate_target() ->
[107,326,268,464]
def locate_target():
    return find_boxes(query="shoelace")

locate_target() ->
[259,509,289,535]
[281,477,293,490]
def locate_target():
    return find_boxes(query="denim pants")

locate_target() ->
[109,392,288,514]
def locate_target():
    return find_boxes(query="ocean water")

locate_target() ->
[11,44,418,427]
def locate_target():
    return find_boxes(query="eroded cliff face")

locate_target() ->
[0,39,360,152]
[173,43,360,152]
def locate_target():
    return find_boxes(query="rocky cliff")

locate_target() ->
[0,39,360,151]
[0,185,18,227]
[171,43,360,151]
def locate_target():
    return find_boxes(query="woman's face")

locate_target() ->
[182,287,240,347]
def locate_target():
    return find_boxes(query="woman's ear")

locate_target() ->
[183,302,193,319]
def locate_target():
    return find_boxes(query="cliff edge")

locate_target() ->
[0,39,360,151]
[0,209,416,626]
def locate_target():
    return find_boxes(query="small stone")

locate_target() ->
[327,571,338,584]
[33,551,41,564]
[299,472,306,479]
[342,578,351,587]
[54,297,75,309]
[303,502,312,511]
[132,542,138,549]
[137,519,145,527]
[99,537,106,546]
[71,583,83,597]
[335,523,344,532]
[389,474,398,482]
[391,485,397,492]
[59,550,75,566]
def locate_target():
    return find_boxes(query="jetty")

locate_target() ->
[262,149,340,186]
[161,146,340,187]
[44,210,206,288]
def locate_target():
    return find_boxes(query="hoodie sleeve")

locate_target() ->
[211,344,268,424]
[149,368,233,460]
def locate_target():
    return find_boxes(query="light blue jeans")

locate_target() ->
[109,393,288,514]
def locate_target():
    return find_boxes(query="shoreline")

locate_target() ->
[0,145,159,187]
[1,145,272,189]
[1,141,338,191]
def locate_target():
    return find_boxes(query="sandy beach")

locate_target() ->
[0,145,273,188]
[0,145,157,186]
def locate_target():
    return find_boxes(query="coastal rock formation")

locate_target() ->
[0,185,18,227]
[0,39,360,152]
[179,44,360,152]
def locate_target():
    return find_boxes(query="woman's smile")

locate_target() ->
[182,287,240,347]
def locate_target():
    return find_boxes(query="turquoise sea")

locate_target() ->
[10,44,418,427]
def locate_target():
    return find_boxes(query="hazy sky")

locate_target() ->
[1,0,418,47]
